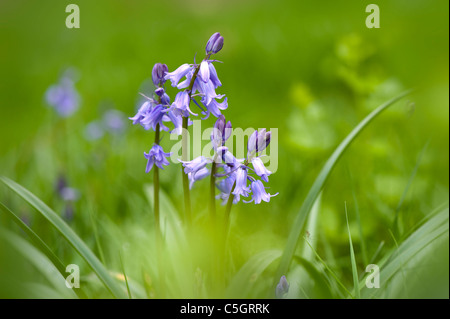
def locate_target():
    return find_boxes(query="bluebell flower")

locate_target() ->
[152,63,169,86]
[199,61,210,83]
[45,76,80,118]
[216,171,236,195]
[202,97,228,119]
[153,87,171,106]
[245,179,277,204]
[181,156,212,175]
[60,187,80,202]
[251,157,272,182]
[275,275,289,299]
[216,168,238,205]
[55,175,79,221]
[247,129,271,159]
[170,91,197,117]
[167,110,183,135]
[129,100,155,126]
[188,166,210,189]
[181,156,212,189]
[221,150,243,168]
[84,121,105,141]
[165,63,193,88]
[141,104,170,131]
[208,63,222,88]
[144,144,171,173]
[232,167,250,202]
[103,110,125,134]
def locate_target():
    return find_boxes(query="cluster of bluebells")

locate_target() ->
[164,32,227,119]
[129,62,173,171]
[45,69,80,118]
[129,33,225,173]
[130,32,277,205]
[181,115,277,205]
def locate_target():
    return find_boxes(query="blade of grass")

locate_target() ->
[0,228,78,299]
[345,202,360,299]
[369,241,385,265]
[304,239,354,298]
[0,202,88,299]
[0,176,127,299]
[361,206,449,298]
[89,206,106,265]
[347,166,369,266]
[119,252,132,299]
[225,250,282,298]
[393,140,430,235]
[272,89,413,294]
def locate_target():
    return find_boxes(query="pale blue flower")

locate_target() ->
[103,110,125,134]
[188,166,210,189]
[211,115,232,150]
[45,76,80,117]
[141,104,170,131]
[247,129,271,159]
[181,156,212,175]
[232,167,250,201]
[152,63,169,86]
[129,100,155,126]
[276,275,289,299]
[251,157,272,182]
[245,179,278,204]
[84,121,104,141]
[144,144,171,173]
[165,63,193,88]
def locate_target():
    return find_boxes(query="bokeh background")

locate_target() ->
[0,0,448,298]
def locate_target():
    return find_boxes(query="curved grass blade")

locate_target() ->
[0,176,127,299]
[272,90,413,295]
[0,229,77,299]
[304,239,354,298]
[291,256,334,298]
[226,250,282,298]
[345,202,360,299]
[119,251,132,299]
[0,202,88,299]
[361,206,449,298]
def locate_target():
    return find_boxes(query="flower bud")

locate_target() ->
[276,275,289,299]
[211,115,232,150]
[152,63,169,86]
[247,129,271,157]
[205,32,224,54]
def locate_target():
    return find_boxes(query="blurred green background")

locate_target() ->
[0,0,448,298]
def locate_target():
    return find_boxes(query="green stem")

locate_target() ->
[180,59,204,225]
[181,116,192,226]
[154,90,164,297]
[223,181,236,243]
[209,158,217,220]
[154,124,161,240]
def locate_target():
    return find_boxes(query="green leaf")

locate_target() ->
[0,228,77,299]
[361,205,449,298]
[345,202,360,299]
[0,176,128,299]
[272,90,413,294]
[226,250,282,298]
[0,202,87,299]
